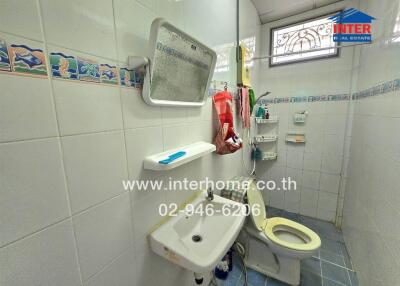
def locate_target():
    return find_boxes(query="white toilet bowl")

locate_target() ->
[241,179,321,286]
[245,217,320,259]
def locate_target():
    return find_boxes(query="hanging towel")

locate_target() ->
[241,87,250,129]
[249,89,256,114]
[238,44,251,87]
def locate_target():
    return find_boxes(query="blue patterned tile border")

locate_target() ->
[253,79,398,104]
[9,44,47,76]
[258,94,350,105]
[0,39,11,72]
[0,37,397,97]
[100,64,119,85]
[0,36,143,89]
[352,79,399,100]
[328,94,350,101]
[290,96,308,103]
[77,57,100,83]
[50,52,78,80]
[120,67,145,88]
[119,67,135,87]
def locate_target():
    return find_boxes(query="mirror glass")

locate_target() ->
[143,19,217,107]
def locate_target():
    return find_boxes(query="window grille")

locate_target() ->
[270,14,338,66]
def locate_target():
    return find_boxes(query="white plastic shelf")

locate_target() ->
[144,141,216,171]
[261,152,278,161]
[255,116,278,124]
[254,134,278,143]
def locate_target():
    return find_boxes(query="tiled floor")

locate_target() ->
[211,207,358,286]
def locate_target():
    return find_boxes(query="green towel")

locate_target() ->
[249,89,256,113]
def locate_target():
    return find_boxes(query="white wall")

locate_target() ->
[0,1,260,286]
[342,0,400,285]
[256,1,356,222]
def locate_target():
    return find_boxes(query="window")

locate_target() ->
[214,36,256,73]
[393,8,400,43]
[240,36,256,67]
[270,14,339,66]
[214,43,234,73]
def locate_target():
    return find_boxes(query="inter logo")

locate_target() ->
[329,8,376,42]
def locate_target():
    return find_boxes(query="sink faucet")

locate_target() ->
[206,188,214,201]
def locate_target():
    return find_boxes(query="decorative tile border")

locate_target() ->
[3,41,48,77]
[50,52,78,80]
[352,79,400,100]
[258,94,350,105]
[119,67,138,88]
[1,37,398,100]
[251,78,399,104]
[0,37,144,88]
[99,64,119,85]
[77,57,100,83]
[0,39,11,72]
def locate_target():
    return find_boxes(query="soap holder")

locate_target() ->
[293,111,308,123]
[255,116,278,124]
[254,134,278,143]
[261,152,278,161]
[286,132,306,143]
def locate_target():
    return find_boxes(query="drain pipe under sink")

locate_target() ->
[194,272,204,285]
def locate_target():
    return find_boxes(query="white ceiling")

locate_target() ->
[251,0,343,24]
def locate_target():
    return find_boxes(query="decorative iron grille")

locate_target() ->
[271,15,338,66]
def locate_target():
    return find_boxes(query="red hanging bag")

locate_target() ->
[212,91,243,155]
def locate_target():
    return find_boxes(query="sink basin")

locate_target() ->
[148,190,246,273]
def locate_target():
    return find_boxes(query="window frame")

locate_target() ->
[214,42,233,73]
[240,36,256,68]
[269,11,342,67]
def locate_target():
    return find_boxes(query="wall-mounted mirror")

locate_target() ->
[142,18,217,107]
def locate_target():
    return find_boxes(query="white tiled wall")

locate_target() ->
[0,220,82,286]
[258,101,349,221]
[342,0,400,285]
[256,1,356,222]
[0,75,58,142]
[0,1,260,286]
[0,138,70,246]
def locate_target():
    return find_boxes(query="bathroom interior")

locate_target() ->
[1,0,399,286]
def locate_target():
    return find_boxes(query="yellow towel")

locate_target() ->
[238,44,251,87]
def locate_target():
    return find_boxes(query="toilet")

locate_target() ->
[240,180,321,286]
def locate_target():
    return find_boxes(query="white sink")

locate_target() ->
[148,191,246,273]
